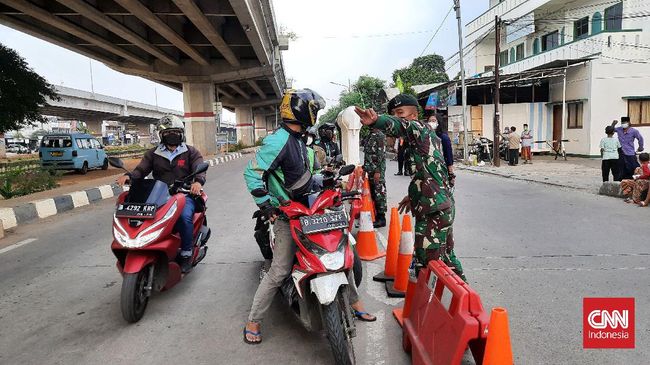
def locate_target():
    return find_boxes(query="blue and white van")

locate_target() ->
[40,133,108,174]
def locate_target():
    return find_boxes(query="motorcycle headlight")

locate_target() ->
[113,201,177,248]
[320,251,345,271]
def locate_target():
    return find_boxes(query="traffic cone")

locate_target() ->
[483,307,514,365]
[385,215,413,297]
[355,196,386,261]
[392,275,417,327]
[373,207,400,282]
[361,177,375,222]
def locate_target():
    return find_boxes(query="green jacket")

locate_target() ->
[244,126,319,207]
[363,129,386,177]
[374,115,453,216]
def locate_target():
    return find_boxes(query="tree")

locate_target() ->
[0,43,59,133]
[392,54,449,86]
[318,75,385,124]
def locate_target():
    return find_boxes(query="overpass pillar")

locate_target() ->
[182,82,217,156]
[236,107,254,146]
[254,113,267,140]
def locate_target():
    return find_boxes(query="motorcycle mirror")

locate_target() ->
[108,157,124,169]
[251,188,269,198]
[193,162,209,175]
[338,164,355,176]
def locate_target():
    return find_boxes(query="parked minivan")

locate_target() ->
[40,133,108,174]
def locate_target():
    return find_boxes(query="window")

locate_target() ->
[567,103,584,129]
[515,43,525,60]
[91,139,101,149]
[574,17,589,39]
[605,2,623,31]
[628,99,650,126]
[592,12,603,34]
[484,65,495,72]
[533,38,540,54]
[499,50,509,66]
[41,136,71,148]
[509,48,515,64]
[76,138,91,149]
[542,31,559,51]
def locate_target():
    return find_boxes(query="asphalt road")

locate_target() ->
[0,156,648,364]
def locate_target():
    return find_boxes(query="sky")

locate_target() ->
[0,1,489,114]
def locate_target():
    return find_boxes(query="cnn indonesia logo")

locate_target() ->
[583,298,635,349]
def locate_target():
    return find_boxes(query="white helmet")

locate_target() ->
[156,115,185,145]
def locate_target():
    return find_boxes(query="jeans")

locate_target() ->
[175,195,195,255]
[508,149,519,165]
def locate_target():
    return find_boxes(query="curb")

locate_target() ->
[0,152,244,236]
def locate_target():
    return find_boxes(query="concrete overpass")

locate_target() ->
[42,85,182,144]
[0,0,288,155]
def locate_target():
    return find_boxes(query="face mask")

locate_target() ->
[524,128,528,132]
[431,122,439,130]
[622,123,630,128]
[162,133,182,146]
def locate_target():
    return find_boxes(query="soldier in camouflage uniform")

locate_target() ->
[355,94,465,280]
[363,127,387,228]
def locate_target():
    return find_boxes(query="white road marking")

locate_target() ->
[364,260,403,306]
[0,238,38,255]
[365,310,386,365]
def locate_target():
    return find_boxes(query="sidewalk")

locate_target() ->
[457,155,604,193]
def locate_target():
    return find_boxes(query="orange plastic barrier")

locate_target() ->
[355,196,386,261]
[385,215,413,297]
[373,207,400,282]
[402,260,490,365]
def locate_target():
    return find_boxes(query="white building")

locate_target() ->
[454,0,649,156]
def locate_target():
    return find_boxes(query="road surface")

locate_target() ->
[0,156,647,364]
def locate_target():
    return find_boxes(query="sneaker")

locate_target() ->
[179,255,193,273]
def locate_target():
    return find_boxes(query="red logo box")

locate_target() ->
[583,297,635,349]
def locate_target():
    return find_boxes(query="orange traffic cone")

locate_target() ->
[483,307,514,365]
[385,215,413,297]
[373,207,400,282]
[392,275,417,327]
[355,196,386,261]
[361,177,375,222]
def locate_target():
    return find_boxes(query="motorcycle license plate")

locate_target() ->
[300,211,348,234]
[115,203,157,219]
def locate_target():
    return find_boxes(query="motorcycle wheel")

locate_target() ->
[352,250,362,287]
[120,265,151,323]
[322,293,356,365]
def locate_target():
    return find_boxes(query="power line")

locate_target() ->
[419,6,454,57]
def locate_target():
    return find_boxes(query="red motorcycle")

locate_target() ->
[251,164,360,365]
[108,157,211,323]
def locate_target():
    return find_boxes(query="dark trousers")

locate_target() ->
[602,159,620,182]
[508,149,519,165]
[175,196,195,254]
[618,152,640,180]
[396,148,405,173]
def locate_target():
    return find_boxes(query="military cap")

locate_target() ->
[387,94,419,113]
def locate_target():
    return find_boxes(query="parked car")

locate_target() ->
[39,133,108,174]
[6,144,31,154]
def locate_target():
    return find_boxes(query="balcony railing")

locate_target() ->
[499,29,645,75]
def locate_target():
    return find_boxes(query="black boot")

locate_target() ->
[373,213,386,228]
[394,171,403,176]
[179,255,193,273]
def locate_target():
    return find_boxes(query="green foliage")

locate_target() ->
[227,141,246,152]
[318,75,386,125]
[0,43,60,133]
[255,137,264,147]
[0,168,59,199]
[392,54,449,86]
[30,129,50,139]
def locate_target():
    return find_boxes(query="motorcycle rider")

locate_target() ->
[313,122,341,162]
[116,115,205,274]
[243,89,374,345]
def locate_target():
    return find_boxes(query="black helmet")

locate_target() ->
[280,89,325,129]
[317,122,336,139]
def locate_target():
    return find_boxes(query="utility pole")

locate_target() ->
[454,0,469,162]
[493,16,501,167]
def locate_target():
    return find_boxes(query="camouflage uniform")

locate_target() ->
[363,129,387,216]
[374,115,465,280]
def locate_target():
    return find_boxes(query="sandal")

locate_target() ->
[354,311,377,322]
[243,326,262,345]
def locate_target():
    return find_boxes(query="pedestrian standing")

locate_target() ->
[600,126,621,182]
[521,124,533,164]
[395,137,406,175]
[612,117,644,179]
[363,127,387,228]
[508,126,520,166]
